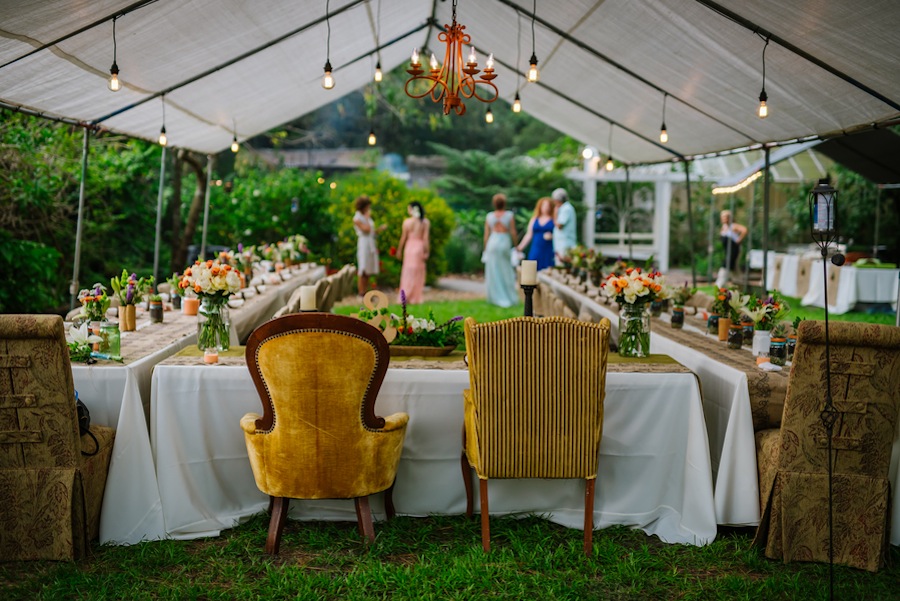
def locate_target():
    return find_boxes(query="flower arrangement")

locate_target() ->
[726,291,752,323]
[66,323,102,363]
[710,287,730,316]
[167,272,185,297]
[601,267,668,305]
[668,282,697,307]
[179,260,242,299]
[742,291,790,331]
[358,290,463,348]
[110,270,154,306]
[77,283,111,322]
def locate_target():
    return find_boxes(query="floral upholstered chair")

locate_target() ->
[753,320,900,571]
[241,313,409,554]
[462,316,611,555]
[0,314,116,561]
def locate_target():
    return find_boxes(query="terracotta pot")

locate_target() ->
[717,316,731,341]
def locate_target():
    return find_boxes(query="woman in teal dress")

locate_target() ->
[483,193,520,308]
[516,197,555,271]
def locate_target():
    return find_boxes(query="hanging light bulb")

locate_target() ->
[605,156,614,171]
[605,124,615,171]
[322,0,335,89]
[368,129,377,146]
[158,95,167,146]
[108,17,120,92]
[512,92,522,113]
[582,146,594,160]
[231,135,239,153]
[485,108,494,123]
[757,37,769,119]
[374,61,383,82]
[322,60,335,89]
[527,0,539,82]
[758,90,768,118]
[659,92,668,143]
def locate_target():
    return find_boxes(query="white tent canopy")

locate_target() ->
[2,0,899,162]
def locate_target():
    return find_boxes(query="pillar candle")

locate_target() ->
[300,285,317,311]
[521,260,538,286]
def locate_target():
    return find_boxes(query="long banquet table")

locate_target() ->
[142,352,718,546]
[70,264,325,544]
[537,270,900,545]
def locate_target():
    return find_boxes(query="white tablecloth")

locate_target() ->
[147,366,717,546]
[761,251,899,314]
[71,264,324,544]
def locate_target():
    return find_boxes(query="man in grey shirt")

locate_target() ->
[551,187,577,265]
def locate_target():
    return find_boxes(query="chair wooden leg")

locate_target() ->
[480,478,490,552]
[584,479,595,556]
[265,496,290,555]
[461,426,474,518]
[355,496,376,544]
[267,495,275,515]
[384,480,397,520]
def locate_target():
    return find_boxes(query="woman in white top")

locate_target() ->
[717,209,748,288]
[353,195,387,296]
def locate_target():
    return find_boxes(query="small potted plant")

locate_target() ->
[167,272,184,310]
[668,282,695,329]
[148,294,164,324]
[769,322,788,366]
[110,270,154,332]
[726,292,750,349]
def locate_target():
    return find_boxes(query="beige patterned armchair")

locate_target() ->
[241,313,408,554]
[0,314,115,561]
[462,316,611,555]
[754,320,900,571]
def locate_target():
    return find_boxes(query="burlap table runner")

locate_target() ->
[166,346,692,375]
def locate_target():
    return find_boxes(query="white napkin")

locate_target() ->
[758,362,782,372]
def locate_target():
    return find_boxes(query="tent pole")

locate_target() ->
[873,187,881,257]
[744,179,757,291]
[626,165,633,262]
[685,161,696,288]
[70,127,90,311]
[200,154,215,260]
[707,193,715,284]
[762,147,771,293]
[152,145,167,291]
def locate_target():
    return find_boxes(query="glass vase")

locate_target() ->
[752,329,771,357]
[618,303,651,358]
[727,324,743,349]
[787,335,797,362]
[671,306,684,329]
[649,300,663,317]
[707,314,719,335]
[197,296,231,352]
[742,322,754,346]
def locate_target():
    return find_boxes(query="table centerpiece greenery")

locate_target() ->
[179,260,241,351]
[602,267,668,358]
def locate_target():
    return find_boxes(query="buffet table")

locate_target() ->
[144,354,717,546]
[537,270,900,545]
[759,251,899,314]
[70,264,325,544]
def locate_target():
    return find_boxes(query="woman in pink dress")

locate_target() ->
[396,201,430,304]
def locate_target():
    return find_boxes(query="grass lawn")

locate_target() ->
[2,515,898,600]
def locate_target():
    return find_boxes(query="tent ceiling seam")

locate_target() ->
[91,0,370,125]
[0,0,159,71]
[538,0,604,68]
[692,0,900,113]
[491,0,759,144]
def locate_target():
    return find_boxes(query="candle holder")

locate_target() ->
[300,309,318,314]
[521,284,537,317]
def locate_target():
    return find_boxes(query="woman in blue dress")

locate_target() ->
[483,193,520,307]
[516,197,555,271]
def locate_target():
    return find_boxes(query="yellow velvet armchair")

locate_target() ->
[753,320,900,571]
[462,316,611,555]
[0,314,116,561]
[241,313,409,554]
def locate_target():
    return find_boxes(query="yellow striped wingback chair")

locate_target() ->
[241,313,409,554]
[753,320,900,571]
[0,314,115,561]
[462,316,611,555]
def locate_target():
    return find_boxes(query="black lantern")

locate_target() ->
[808,178,845,266]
